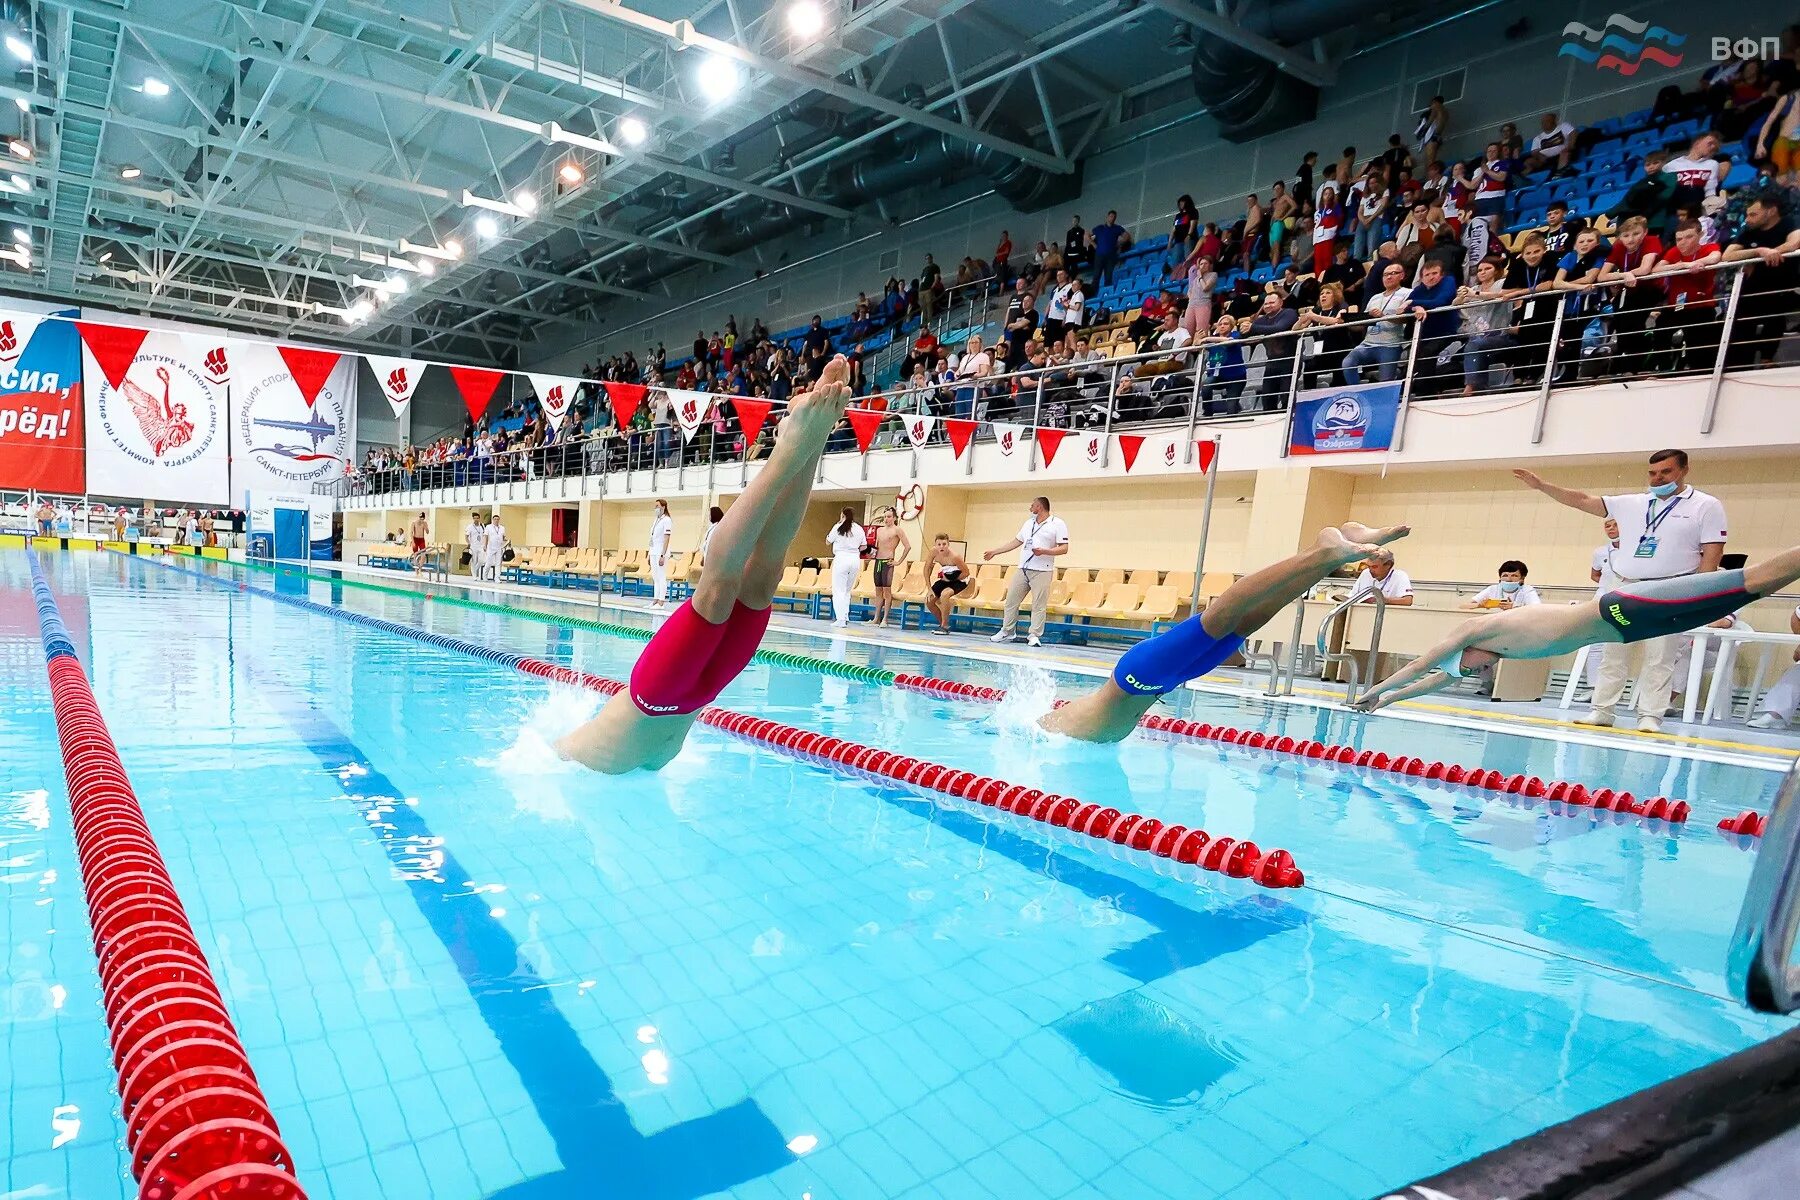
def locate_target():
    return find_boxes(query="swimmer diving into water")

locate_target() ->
[555,357,853,774]
[1352,544,1800,713]
[1043,523,1411,742]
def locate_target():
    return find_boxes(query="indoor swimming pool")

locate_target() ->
[4,548,1794,1200]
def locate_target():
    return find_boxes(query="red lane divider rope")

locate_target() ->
[891,673,1692,824]
[1719,810,1767,837]
[149,558,1305,891]
[27,553,309,1200]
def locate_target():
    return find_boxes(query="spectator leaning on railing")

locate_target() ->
[1341,261,1413,384]
[1721,195,1800,366]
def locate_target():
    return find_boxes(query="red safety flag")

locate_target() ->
[944,418,977,460]
[1118,433,1145,473]
[606,381,646,429]
[733,397,773,447]
[448,365,505,423]
[277,345,341,408]
[75,321,149,389]
[845,407,884,454]
[1035,427,1068,468]
[1197,438,1218,474]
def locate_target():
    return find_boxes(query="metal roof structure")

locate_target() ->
[0,0,1445,363]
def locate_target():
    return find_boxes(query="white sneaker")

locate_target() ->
[833,619,848,628]
[1637,715,1663,734]
[991,631,1011,643]
[1749,712,1787,730]
[1028,636,1042,647]
[1574,709,1615,728]
[932,628,949,637]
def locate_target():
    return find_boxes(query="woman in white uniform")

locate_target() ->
[825,507,865,628]
[649,499,674,608]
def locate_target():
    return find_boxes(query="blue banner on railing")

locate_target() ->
[1288,381,1402,455]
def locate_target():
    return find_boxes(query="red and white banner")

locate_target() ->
[365,355,422,417]
[83,330,228,503]
[903,414,936,449]
[230,342,356,499]
[845,407,884,453]
[180,331,232,386]
[1081,431,1106,464]
[991,422,1024,457]
[667,388,712,443]
[1035,427,1068,468]
[0,308,82,493]
[526,373,581,430]
[0,312,46,367]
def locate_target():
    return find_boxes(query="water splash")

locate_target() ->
[480,683,603,777]
[989,662,1063,741]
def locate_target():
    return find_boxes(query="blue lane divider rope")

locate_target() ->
[27,550,77,663]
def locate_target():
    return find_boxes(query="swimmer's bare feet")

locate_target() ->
[1316,522,1410,563]
[777,357,852,453]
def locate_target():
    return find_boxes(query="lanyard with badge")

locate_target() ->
[1636,493,1683,558]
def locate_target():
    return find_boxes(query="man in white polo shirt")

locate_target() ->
[1340,549,1415,605]
[1515,449,1728,733]
[984,495,1070,647]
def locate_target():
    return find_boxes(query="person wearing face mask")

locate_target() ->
[1513,449,1728,733]
[1462,560,1541,609]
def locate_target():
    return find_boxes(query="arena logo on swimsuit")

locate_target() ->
[1607,601,1631,627]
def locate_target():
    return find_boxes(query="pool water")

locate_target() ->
[3,549,1792,1200]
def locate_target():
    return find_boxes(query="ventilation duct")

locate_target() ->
[1190,0,1366,142]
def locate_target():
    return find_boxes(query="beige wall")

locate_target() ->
[958,477,1253,573]
[1346,456,1797,588]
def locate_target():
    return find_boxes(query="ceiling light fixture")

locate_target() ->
[120,165,141,179]
[5,35,31,64]
[617,116,649,147]
[444,238,464,258]
[513,188,538,213]
[475,215,499,240]
[416,257,435,277]
[347,298,374,322]
[386,275,407,294]
[8,173,26,191]
[696,55,740,103]
[143,77,170,97]
[12,227,28,245]
[8,139,30,160]
[557,161,583,185]
[787,1,826,39]
[13,96,26,111]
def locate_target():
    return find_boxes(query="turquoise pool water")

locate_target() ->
[3,549,1792,1200]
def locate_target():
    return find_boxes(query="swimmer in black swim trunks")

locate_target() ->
[1354,545,1800,713]
[925,533,971,635]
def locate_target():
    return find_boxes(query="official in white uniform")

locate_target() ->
[825,508,866,628]
[465,512,485,576]
[1751,605,1800,729]
[984,496,1071,646]
[1515,450,1728,733]
[482,516,506,581]
[1344,550,1415,605]
[648,499,674,608]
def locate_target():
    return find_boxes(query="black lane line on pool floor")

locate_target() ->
[247,663,796,1200]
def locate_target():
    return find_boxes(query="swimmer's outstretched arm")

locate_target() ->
[1352,625,1481,713]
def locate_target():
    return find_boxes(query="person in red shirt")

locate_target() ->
[1129,289,1173,346]
[1651,219,1722,369]
[1598,215,1664,376]
[1196,222,1224,264]
[903,328,939,378]
[994,230,1013,282]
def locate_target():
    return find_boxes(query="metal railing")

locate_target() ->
[1315,591,1388,704]
[1728,758,1800,1014]
[336,251,1800,507]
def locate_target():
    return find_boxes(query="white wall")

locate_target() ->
[530,0,1785,369]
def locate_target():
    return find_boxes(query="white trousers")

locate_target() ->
[1592,634,1678,718]
[651,554,668,603]
[1759,661,1800,720]
[831,558,859,623]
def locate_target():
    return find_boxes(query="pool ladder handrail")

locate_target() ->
[1265,590,1388,701]
[1727,757,1800,1013]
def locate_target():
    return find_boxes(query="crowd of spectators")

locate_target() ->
[349,35,1800,495]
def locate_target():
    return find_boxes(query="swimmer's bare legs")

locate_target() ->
[1744,544,1800,597]
[555,361,852,773]
[1043,523,1410,742]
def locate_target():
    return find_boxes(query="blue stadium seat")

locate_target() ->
[1722,161,1759,191]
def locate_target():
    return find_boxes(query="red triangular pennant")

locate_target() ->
[606,381,646,429]
[845,408,883,454]
[733,397,773,447]
[1035,427,1069,468]
[944,418,977,460]
[277,345,342,408]
[448,365,504,423]
[1119,434,1146,473]
[1197,438,1218,474]
[76,321,150,390]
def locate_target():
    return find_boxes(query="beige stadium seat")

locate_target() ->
[1091,567,1126,589]
[1093,585,1144,620]
[664,551,687,580]
[1058,566,1090,588]
[893,564,929,603]
[1132,586,1181,625]
[619,549,646,575]
[1057,581,1109,617]
[1198,571,1237,603]
[1046,576,1076,610]
[1160,569,1196,598]
[1126,568,1161,590]
[851,563,877,600]
[774,566,805,596]
[963,575,1010,613]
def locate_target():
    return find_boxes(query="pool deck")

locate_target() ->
[290,557,1800,772]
